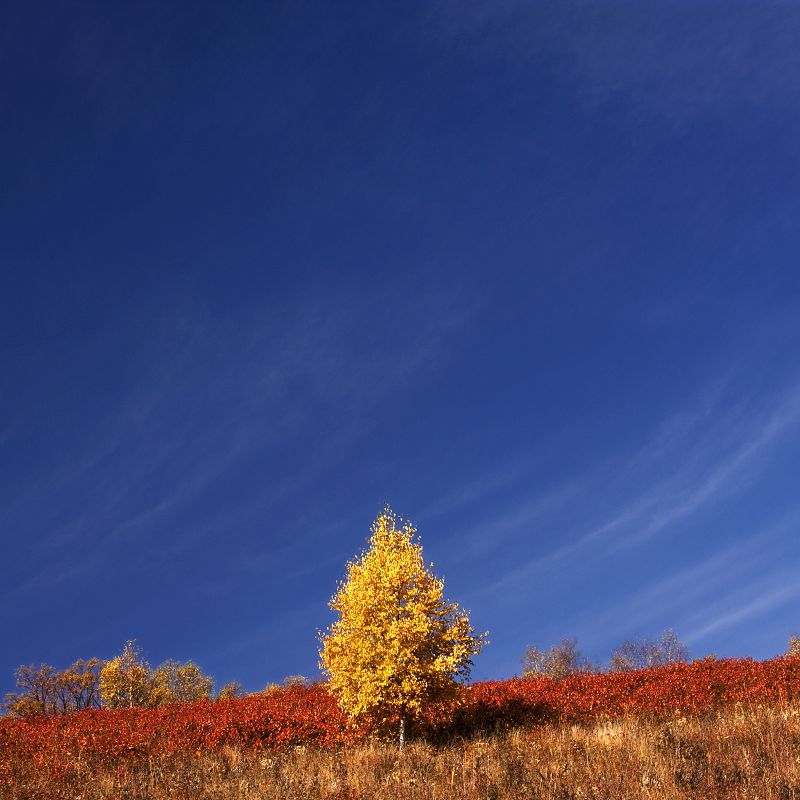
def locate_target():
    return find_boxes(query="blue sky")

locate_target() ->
[2,1,800,696]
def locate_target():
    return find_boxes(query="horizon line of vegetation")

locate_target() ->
[6,506,800,753]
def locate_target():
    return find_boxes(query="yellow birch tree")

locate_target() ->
[151,660,214,705]
[319,506,486,747]
[99,640,154,709]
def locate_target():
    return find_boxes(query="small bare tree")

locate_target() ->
[4,659,102,716]
[523,639,596,680]
[609,629,688,672]
[282,675,308,688]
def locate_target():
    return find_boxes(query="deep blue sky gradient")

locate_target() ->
[2,1,800,695]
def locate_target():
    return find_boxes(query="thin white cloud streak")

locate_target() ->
[4,284,476,599]
[475,508,800,674]
[452,479,589,560]
[453,371,800,668]
[418,456,534,521]
[432,1,800,119]
[216,599,324,662]
[459,373,800,598]
[421,373,738,558]
[573,511,799,650]
[683,581,800,646]
[612,389,800,550]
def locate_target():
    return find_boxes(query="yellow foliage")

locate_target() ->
[152,660,214,705]
[99,642,215,708]
[319,506,487,738]
[4,659,103,716]
[4,693,46,717]
[99,641,154,709]
[217,681,244,700]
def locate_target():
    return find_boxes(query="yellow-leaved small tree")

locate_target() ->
[99,640,154,709]
[151,660,213,705]
[319,506,486,747]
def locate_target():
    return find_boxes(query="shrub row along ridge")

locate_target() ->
[2,656,800,788]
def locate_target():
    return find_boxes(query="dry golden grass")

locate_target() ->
[9,702,800,799]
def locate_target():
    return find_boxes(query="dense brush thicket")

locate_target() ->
[4,656,800,798]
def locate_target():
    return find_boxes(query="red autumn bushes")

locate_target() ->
[3,656,800,791]
[433,655,800,737]
[0,685,361,791]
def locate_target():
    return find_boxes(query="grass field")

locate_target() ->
[4,702,800,799]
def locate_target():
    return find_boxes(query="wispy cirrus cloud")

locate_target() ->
[432,1,800,119]
[570,508,800,651]
[683,580,800,647]
[447,367,800,641]
[3,282,477,601]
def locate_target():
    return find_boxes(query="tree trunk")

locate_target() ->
[399,713,406,750]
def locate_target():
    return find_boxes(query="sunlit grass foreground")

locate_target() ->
[5,702,800,799]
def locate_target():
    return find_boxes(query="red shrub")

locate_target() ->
[2,656,800,790]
